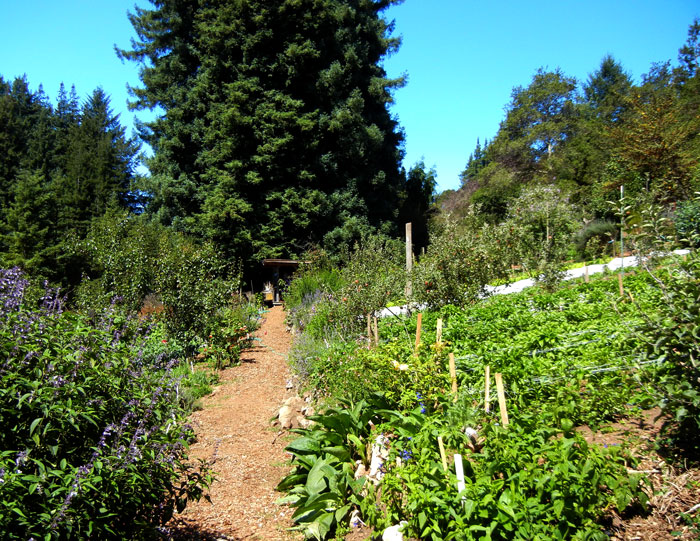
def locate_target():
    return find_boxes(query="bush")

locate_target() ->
[574,220,617,260]
[0,269,212,539]
[674,197,700,247]
[634,251,700,456]
[502,185,580,288]
[411,210,515,308]
[288,235,405,341]
[75,210,240,351]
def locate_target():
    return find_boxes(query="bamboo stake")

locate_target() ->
[373,316,379,347]
[618,273,624,297]
[484,365,491,413]
[437,436,448,472]
[449,353,458,402]
[414,313,422,353]
[495,373,509,426]
[436,318,443,344]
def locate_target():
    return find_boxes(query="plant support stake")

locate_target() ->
[449,353,458,402]
[495,373,509,426]
[405,222,413,297]
[484,365,491,413]
[414,312,422,354]
[437,436,448,472]
[454,454,466,503]
[436,318,443,344]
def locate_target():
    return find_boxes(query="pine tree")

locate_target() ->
[118,0,408,267]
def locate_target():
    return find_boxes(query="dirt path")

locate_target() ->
[171,306,301,540]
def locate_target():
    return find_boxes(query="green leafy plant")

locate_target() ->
[0,268,213,539]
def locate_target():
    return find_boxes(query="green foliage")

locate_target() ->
[411,211,515,308]
[633,251,700,456]
[118,0,419,269]
[277,396,390,540]
[674,197,700,246]
[199,302,260,370]
[0,76,139,286]
[287,235,405,341]
[0,269,212,539]
[502,185,580,289]
[574,220,617,261]
[74,210,240,350]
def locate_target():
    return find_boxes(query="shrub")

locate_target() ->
[634,251,700,456]
[674,197,700,247]
[502,185,580,288]
[411,210,515,308]
[574,220,617,260]
[75,210,240,351]
[0,269,212,539]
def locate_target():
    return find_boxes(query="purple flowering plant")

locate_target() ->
[0,269,213,539]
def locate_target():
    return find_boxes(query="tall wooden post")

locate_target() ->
[405,222,413,298]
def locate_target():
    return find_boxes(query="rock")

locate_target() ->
[368,434,390,485]
[354,461,367,479]
[349,509,366,528]
[301,405,315,417]
[283,396,305,410]
[278,405,295,429]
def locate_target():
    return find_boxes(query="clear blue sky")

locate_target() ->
[1,1,698,192]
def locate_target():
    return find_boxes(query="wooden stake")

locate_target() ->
[436,318,443,344]
[495,373,509,426]
[449,353,458,402]
[373,316,379,346]
[367,313,372,347]
[437,436,448,472]
[405,222,413,297]
[618,272,624,297]
[584,265,589,283]
[414,312,422,353]
[454,454,466,501]
[484,365,491,413]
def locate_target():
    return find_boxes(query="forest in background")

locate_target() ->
[1,6,699,298]
[442,19,700,226]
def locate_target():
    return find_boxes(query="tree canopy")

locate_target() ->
[119,0,415,270]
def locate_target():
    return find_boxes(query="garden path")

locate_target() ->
[170,305,301,540]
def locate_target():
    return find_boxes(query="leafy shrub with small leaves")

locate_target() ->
[0,269,212,539]
[411,211,515,308]
[634,251,700,456]
[75,210,240,351]
[674,197,700,247]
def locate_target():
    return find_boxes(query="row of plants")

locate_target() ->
[0,263,263,539]
[278,241,699,538]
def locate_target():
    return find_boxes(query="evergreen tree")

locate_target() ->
[1,170,58,277]
[118,0,409,268]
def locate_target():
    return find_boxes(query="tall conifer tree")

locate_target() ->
[118,0,407,266]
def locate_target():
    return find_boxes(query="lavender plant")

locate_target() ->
[0,269,213,539]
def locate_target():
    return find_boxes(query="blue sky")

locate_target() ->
[1,1,698,192]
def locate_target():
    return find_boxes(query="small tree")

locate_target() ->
[504,185,580,288]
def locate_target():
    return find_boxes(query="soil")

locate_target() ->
[578,409,700,540]
[168,306,302,540]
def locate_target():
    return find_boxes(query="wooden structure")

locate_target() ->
[261,259,302,305]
